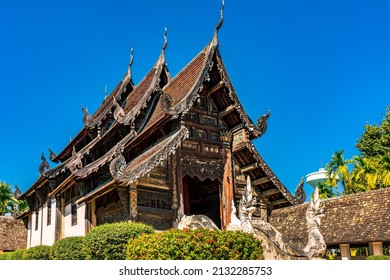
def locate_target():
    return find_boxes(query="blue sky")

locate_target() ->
[1,0,389,198]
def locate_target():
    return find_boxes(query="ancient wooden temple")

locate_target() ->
[20,6,305,248]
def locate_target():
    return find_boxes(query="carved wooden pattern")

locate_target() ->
[171,155,178,210]
[130,189,138,219]
[199,114,218,127]
[81,105,93,127]
[137,190,172,210]
[182,156,223,182]
[232,129,248,152]
[117,187,130,219]
[110,127,189,185]
[38,153,51,176]
[113,97,126,124]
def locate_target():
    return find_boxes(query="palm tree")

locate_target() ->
[317,181,336,199]
[325,150,352,194]
[350,155,378,192]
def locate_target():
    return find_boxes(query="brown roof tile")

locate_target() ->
[123,68,157,114]
[269,188,390,246]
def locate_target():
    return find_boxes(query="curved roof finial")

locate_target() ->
[162,27,168,52]
[212,0,224,47]
[215,0,225,34]
[127,45,134,79]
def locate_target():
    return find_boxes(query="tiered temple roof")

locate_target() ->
[22,3,304,215]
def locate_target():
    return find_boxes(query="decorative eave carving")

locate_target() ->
[48,148,58,163]
[68,146,83,175]
[250,110,271,138]
[110,127,189,185]
[214,54,271,140]
[39,153,53,177]
[81,105,94,128]
[68,130,136,178]
[293,177,306,204]
[220,130,232,146]
[113,96,126,124]
[13,185,22,199]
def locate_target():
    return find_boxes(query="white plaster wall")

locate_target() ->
[26,213,32,248]
[30,208,42,247]
[41,198,56,246]
[64,202,86,237]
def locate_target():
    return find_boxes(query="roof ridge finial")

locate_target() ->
[104,84,108,100]
[215,0,225,34]
[127,45,134,79]
[162,27,168,52]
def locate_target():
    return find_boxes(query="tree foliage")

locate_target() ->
[356,106,390,158]
[320,107,390,197]
[0,182,29,216]
[0,182,14,215]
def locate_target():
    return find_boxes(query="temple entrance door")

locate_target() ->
[182,175,221,228]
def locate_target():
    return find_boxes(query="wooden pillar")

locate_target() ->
[176,150,184,212]
[369,242,383,256]
[339,244,351,260]
[171,154,179,211]
[129,181,138,221]
[91,200,97,227]
[220,131,233,230]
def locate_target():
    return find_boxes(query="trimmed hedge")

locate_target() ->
[82,222,154,260]
[9,249,26,260]
[126,228,264,260]
[51,236,85,260]
[22,245,51,260]
[366,255,390,260]
[0,252,12,260]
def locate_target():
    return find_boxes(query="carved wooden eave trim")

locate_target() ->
[53,72,135,163]
[245,141,298,206]
[48,175,76,197]
[215,54,270,139]
[110,127,189,185]
[75,179,116,205]
[68,129,137,178]
[83,74,134,129]
[61,67,165,178]
[160,40,217,119]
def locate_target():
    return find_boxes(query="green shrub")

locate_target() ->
[50,236,86,260]
[22,245,51,260]
[0,252,12,260]
[366,255,390,260]
[126,228,264,260]
[8,249,26,260]
[83,222,154,260]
